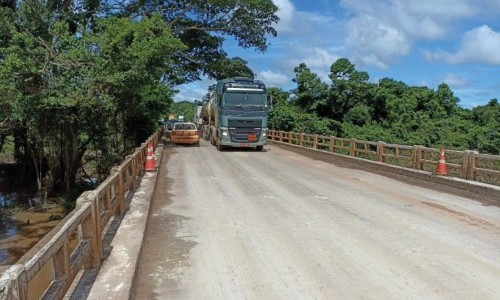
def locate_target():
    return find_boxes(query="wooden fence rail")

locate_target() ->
[0,129,162,300]
[268,130,500,186]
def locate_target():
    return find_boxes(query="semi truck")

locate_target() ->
[194,105,203,126]
[201,77,270,151]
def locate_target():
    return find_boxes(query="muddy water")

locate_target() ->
[0,192,64,266]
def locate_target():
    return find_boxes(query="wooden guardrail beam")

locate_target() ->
[267,130,499,186]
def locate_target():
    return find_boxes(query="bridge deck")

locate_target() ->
[80,139,500,299]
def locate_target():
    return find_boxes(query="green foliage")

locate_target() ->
[267,87,289,107]
[469,99,500,154]
[342,123,396,142]
[1,0,280,202]
[269,90,342,137]
[172,101,197,122]
[345,104,372,126]
[123,0,279,83]
[209,57,255,80]
[270,58,499,154]
[329,58,373,121]
[292,63,330,116]
[58,183,91,212]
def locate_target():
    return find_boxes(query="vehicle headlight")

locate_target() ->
[222,131,228,137]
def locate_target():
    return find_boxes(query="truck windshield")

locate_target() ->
[223,93,266,107]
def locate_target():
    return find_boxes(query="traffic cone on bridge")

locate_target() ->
[435,147,447,175]
[144,142,156,172]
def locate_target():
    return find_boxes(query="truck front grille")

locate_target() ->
[229,128,261,143]
[228,119,262,128]
[227,119,263,143]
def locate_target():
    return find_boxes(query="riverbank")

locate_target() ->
[0,204,65,266]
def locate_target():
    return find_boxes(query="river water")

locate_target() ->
[0,192,62,266]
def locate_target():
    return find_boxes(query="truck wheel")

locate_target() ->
[217,143,225,151]
[256,145,264,151]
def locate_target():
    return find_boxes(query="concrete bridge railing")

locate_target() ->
[267,130,500,187]
[0,129,162,300]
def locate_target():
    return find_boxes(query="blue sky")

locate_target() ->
[174,0,500,109]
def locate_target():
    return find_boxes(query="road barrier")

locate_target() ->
[267,130,500,187]
[0,129,162,300]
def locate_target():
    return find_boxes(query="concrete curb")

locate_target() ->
[82,140,164,300]
[268,140,500,201]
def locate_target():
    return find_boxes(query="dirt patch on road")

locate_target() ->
[421,201,497,229]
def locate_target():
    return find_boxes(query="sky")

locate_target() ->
[174,0,500,109]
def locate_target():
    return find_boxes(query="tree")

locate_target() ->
[435,83,459,116]
[329,58,372,121]
[121,0,279,83]
[209,57,254,80]
[1,0,282,201]
[345,104,372,126]
[172,101,196,122]
[267,86,289,107]
[291,63,329,116]
[1,6,183,194]
[371,78,408,122]
[470,99,500,154]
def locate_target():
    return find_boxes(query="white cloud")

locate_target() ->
[272,0,295,33]
[174,78,212,102]
[441,73,470,89]
[174,87,206,102]
[338,0,500,68]
[428,26,500,64]
[402,0,477,19]
[345,16,410,68]
[287,47,340,70]
[260,6,343,87]
[257,70,289,86]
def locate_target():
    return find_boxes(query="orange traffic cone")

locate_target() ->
[144,142,156,172]
[435,147,447,175]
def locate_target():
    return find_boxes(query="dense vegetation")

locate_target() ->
[0,0,279,201]
[1,0,498,206]
[170,100,202,124]
[268,59,499,155]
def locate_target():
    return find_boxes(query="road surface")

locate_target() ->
[132,140,500,299]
